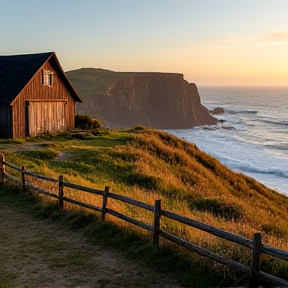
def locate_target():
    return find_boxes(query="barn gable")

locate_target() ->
[0,52,82,138]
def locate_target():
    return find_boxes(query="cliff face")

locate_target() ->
[66,69,217,129]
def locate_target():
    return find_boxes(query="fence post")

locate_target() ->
[153,199,161,245]
[21,164,26,192]
[101,186,110,221]
[58,175,64,212]
[249,232,262,288]
[0,153,5,185]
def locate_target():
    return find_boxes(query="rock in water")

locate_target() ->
[212,107,225,115]
[66,68,217,129]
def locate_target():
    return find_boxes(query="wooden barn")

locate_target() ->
[0,52,82,138]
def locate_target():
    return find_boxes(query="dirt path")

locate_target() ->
[0,203,180,288]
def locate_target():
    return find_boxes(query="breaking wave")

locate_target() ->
[170,86,288,195]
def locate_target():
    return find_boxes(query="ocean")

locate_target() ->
[168,86,288,196]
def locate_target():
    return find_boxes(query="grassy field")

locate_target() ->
[1,127,288,287]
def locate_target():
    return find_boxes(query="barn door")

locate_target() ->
[27,101,65,136]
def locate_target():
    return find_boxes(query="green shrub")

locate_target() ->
[190,198,243,221]
[75,115,103,130]
[262,224,285,238]
[125,173,163,191]
[71,133,96,140]
[133,125,147,131]
[195,154,217,171]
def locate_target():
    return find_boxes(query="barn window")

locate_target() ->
[42,70,53,86]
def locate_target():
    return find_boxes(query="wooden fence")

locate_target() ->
[0,153,288,288]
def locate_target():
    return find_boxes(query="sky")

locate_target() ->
[1,0,288,86]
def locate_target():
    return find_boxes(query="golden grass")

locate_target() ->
[3,128,288,277]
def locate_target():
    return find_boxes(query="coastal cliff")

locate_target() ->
[66,68,217,129]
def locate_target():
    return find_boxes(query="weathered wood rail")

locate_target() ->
[0,153,287,288]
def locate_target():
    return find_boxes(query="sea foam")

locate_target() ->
[168,86,288,195]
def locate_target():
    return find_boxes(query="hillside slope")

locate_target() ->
[2,129,288,286]
[66,68,217,129]
[4,129,288,245]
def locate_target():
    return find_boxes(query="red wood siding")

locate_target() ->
[11,59,76,138]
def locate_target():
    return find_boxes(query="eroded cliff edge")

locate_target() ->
[66,68,217,129]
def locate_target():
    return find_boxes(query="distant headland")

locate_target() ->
[66,68,217,129]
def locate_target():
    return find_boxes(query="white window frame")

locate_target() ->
[42,70,53,86]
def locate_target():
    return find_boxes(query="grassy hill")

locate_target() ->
[66,68,134,97]
[2,128,288,287]
[66,68,169,99]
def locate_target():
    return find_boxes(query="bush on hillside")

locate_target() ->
[190,198,243,221]
[133,125,147,131]
[75,115,104,130]
[71,132,96,140]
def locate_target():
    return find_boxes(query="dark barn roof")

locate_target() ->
[0,52,82,104]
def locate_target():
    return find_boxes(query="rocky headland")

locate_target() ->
[66,68,217,129]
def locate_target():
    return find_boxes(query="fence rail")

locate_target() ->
[0,153,287,288]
